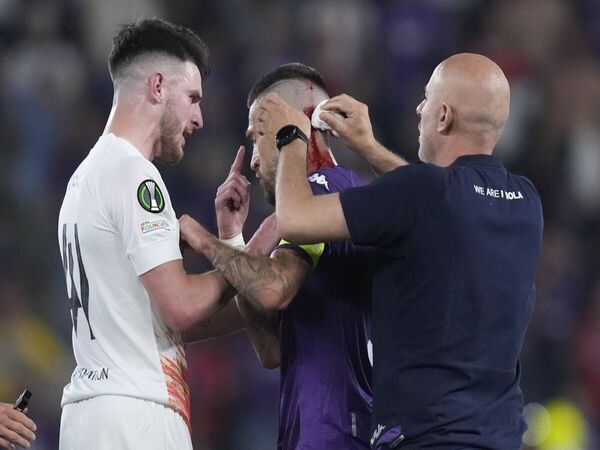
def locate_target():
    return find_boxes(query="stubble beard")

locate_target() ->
[261,179,276,206]
[155,101,183,165]
[258,153,278,206]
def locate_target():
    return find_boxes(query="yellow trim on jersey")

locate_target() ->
[278,239,325,269]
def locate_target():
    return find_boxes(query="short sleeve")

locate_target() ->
[275,167,356,268]
[101,155,182,275]
[306,166,357,195]
[339,163,446,247]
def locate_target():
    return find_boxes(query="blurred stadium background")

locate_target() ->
[1,0,600,448]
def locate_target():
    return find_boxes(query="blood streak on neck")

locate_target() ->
[303,106,334,172]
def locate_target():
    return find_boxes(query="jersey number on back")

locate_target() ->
[61,223,95,340]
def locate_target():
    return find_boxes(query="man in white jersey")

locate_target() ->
[57,19,241,450]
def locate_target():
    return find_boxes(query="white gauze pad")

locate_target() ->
[311,99,341,137]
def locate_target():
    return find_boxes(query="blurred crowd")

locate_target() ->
[1,0,600,448]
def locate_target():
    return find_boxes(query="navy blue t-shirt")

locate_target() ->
[339,155,543,449]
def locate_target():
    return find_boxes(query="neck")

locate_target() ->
[307,130,336,172]
[301,106,336,172]
[103,96,160,161]
[433,134,494,167]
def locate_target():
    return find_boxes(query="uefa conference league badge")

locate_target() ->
[137,179,165,213]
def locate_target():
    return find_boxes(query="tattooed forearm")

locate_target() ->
[203,235,308,309]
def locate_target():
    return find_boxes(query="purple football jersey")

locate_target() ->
[276,166,374,450]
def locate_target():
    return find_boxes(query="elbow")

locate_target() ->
[160,304,198,332]
[259,353,281,369]
[162,313,191,333]
[255,290,291,312]
[254,345,280,369]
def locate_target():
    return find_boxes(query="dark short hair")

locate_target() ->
[247,62,328,107]
[109,18,209,79]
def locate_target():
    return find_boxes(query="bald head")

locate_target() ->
[434,53,510,139]
[417,53,510,164]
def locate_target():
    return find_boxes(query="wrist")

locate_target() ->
[276,125,309,151]
[358,136,379,153]
[218,227,242,240]
[281,138,309,155]
[220,233,246,250]
[349,137,378,158]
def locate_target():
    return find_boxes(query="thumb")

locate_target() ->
[229,145,245,174]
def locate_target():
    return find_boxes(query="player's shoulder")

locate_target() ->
[394,161,446,178]
[512,172,539,196]
[509,172,543,218]
[355,162,447,208]
[382,161,447,191]
[99,137,161,186]
[307,165,364,194]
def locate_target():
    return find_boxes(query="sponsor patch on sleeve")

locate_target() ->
[140,219,170,235]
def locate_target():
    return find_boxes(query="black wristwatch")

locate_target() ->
[276,125,309,151]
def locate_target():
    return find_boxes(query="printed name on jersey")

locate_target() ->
[473,184,523,200]
[73,367,109,381]
[137,179,165,213]
[139,219,170,235]
[308,173,329,191]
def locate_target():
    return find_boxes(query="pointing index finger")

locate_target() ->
[229,146,245,175]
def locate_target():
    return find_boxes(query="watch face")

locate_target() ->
[276,125,308,150]
[276,125,298,141]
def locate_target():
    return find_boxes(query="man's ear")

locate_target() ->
[149,72,164,104]
[437,102,453,134]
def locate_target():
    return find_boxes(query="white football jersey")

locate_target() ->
[57,133,191,428]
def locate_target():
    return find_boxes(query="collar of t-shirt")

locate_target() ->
[451,154,503,168]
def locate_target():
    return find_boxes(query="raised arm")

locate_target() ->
[318,94,407,175]
[179,214,311,311]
